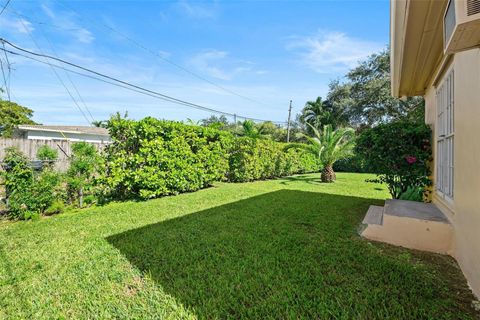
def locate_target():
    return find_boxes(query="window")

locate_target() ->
[444,0,456,47]
[436,68,454,201]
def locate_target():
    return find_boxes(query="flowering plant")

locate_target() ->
[405,156,417,164]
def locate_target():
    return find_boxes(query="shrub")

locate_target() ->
[44,199,65,215]
[228,138,274,182]
[101,116,320,199]
[2,147,32,198]
[1,148,63,219]
[356,120,432,199]
[333,154,371,173]
[67,142,101,207]
[100,116,233,200]
[399,186,424,202]
[228,139,321,182]
[37,145,58,161]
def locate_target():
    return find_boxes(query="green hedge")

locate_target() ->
[227,139,320,182]
[100,117,233,200]
[2,117,321,218]
[101,117,320,199]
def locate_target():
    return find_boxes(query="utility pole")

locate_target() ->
[233,113,238,134]
[286,100,292,142]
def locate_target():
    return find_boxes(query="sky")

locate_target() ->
[0,0,390,126]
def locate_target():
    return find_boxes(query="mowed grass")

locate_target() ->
[0,173,478,319]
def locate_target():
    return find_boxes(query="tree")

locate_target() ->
[201,115,229,129]
[288,124,355,183]
[327,49,423,128]
[301,96,328,129]
[300,96,349,133]
[185,118,201,126]
[240,120,264,139]
[0,92,36,137]
[92,120,107,128]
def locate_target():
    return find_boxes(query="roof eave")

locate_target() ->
[390,0,447,98]
[17,126,110,136]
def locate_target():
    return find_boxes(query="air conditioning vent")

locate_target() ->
[467,0,480,16]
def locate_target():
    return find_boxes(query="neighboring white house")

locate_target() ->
[14,125,111,143]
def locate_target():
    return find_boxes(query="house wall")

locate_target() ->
[25,130,111,143]
[425,48,480,297]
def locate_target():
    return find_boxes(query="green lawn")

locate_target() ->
[0,173,477,319]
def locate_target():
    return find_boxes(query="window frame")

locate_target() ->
[435,66,455,204]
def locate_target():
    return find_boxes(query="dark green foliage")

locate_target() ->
[333,154,372,173]
[67,142,101,207]
[1,148,63,219]
[326,49,423,128]
[356,120,432,199]
[101,116,233,200]
[300,96,349,132]
[200,114,230,129]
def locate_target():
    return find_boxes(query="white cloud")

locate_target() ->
[176,0,217,19]
[41,4,56,19]
[40,4,95,44]
[287,31,384,73]
[188,50,252,81]
[75,28,94,44]
[0,17,34,34]
[158,50,171,59]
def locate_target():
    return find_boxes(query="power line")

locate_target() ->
[0,0,11,16]
[0,57,9,100]
[12,20,92,126]
[0,40,287,124]
[53,0,271,108]
[2,43,11,99]
[0,41,11,100]
[22,9,96,123]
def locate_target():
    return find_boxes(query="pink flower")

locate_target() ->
[406,156,417,164]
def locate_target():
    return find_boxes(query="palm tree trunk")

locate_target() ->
[321,165,336,183]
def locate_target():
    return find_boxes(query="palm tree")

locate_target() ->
[302,97,329,129]
[241,120,265,139]
[185,118,201,126]
[288,124,355,183]
[91,120,107,128]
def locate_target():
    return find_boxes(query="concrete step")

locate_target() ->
[362,205,384,225]
[384,199,450,223]
[361,199,453,254]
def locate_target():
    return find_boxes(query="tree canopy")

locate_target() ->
[0,93,37,137]
[300,96,349,131]
[326,49,423,128]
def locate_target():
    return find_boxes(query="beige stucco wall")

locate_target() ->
[362,214,453,254]
[425,48,480,298]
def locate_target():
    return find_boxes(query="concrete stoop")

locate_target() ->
[361,199,453,254]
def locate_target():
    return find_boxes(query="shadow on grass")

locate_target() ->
[107,190,476,319]
[278,174,323,186]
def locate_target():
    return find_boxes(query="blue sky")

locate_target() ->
[0,0,390,125]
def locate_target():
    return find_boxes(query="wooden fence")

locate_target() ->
[0,138,108,171]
